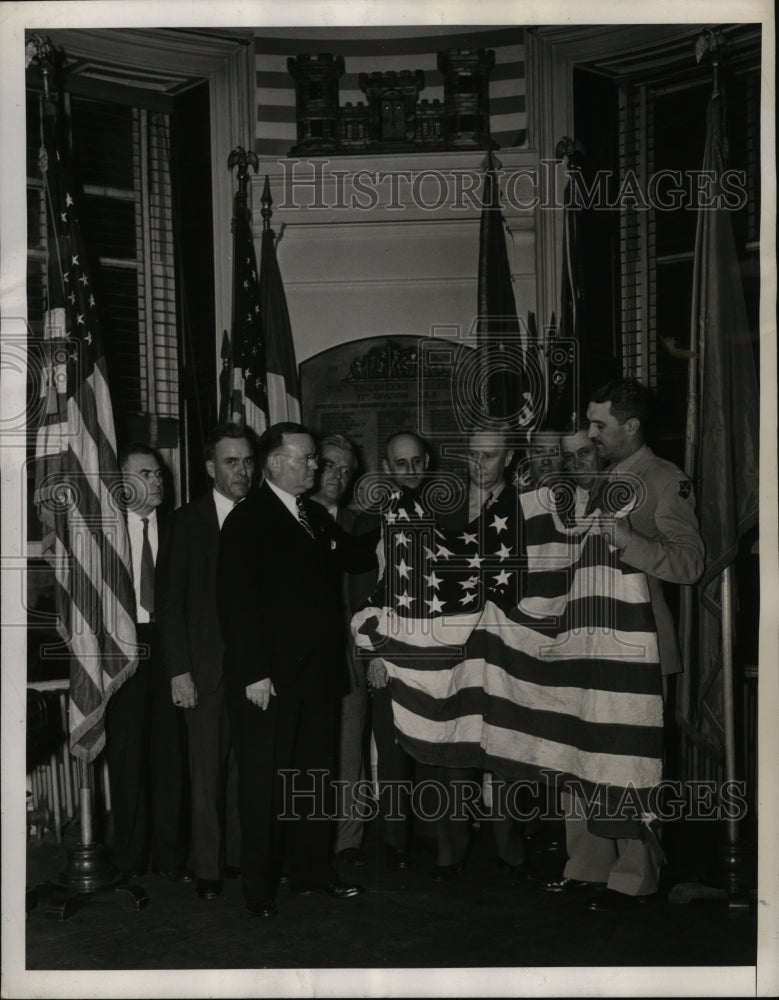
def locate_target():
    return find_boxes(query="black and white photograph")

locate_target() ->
[1,2,776,997]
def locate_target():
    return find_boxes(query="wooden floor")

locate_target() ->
[20,810,759,996]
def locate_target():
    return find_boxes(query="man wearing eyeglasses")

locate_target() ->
[216,422,377,918]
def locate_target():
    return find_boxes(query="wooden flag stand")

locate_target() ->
[34,758,149,920]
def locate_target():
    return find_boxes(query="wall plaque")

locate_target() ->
[300,336,475,477]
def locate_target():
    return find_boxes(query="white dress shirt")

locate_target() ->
[212,487,238,530]
[127,507,158,624]
[266,479,301,522]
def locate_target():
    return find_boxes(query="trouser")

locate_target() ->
[149,651,190,872]
[228,686,339,903]
[432,766,528,868]
[561,790,661,896]
[333,670,370,853]
[371,684,416,850]
[185,681,239,881]
[105,656,151,874]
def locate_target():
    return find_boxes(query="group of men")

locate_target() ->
[108,375,703,917]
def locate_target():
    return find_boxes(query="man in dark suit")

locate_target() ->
[157,423,254,900]
[351,431,433,872]
[428,425,532,880]
[307,434,368,866]
[107,444,189,880]
[216,422,378,917]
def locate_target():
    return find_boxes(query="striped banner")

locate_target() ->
[33,88,138,763]
[255,28,527,158]
[352,482,663,809]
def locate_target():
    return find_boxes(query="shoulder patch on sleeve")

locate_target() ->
[678,479,692,499]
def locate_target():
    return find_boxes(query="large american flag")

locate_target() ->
[33,90,138,763]
[352,481,664,810]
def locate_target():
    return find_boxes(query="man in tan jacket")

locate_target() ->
[542,380,704,911]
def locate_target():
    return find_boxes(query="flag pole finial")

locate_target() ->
[26,33,56,107]
[228,146,259,204]
[261,175,273,232]
[695,28,726,97]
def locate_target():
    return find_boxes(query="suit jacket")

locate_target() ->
[217,482,378,698]
[612,444,705,675]
[156,491,224,693]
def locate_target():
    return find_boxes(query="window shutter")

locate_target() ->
[137,110,179,421]
[617,82,656,385]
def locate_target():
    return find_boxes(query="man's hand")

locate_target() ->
[245,678,276,710]
[171,672,197,709]
[597,515,632,551]
[367,658,389,689]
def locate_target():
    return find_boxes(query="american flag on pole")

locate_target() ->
[352,481,664,809]
[225,171,301,435]
[227,183,269,438]
[33,83,138,763]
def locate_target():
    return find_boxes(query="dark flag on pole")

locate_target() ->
[31,41,138,762]
[258,176,301,424]
[676,90,759,757]
[476,152,538,429]
[546,137,590,431]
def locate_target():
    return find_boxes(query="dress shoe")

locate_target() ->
[224,865,241,879]
[432,863,464,882]
[196,878,223,900]
[153,866,194,883]
[585,888,657,912]
[539,876,606,894]
[293,881,364,898]
[385,846,410,871]
[247,899,277,918]
[325,881,364,899]
[335,847,367,867]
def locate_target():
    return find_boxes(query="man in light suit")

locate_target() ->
[216,422,378,917]
[157,423,254,900]
[542,382,704,911]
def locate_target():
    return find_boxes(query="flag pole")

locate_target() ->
[27,34,148,918]
[226,146,259,428]
[669,30,754,910]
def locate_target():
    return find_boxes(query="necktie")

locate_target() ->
[584,476,608,518]
[140,516,155,617]
[296,497,315,539]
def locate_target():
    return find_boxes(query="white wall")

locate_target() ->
[254,149,542,364]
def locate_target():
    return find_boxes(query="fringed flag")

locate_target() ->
[352,481,663,811]
[33,78,138,762]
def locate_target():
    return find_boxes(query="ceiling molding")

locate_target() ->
[32,27,250,95]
